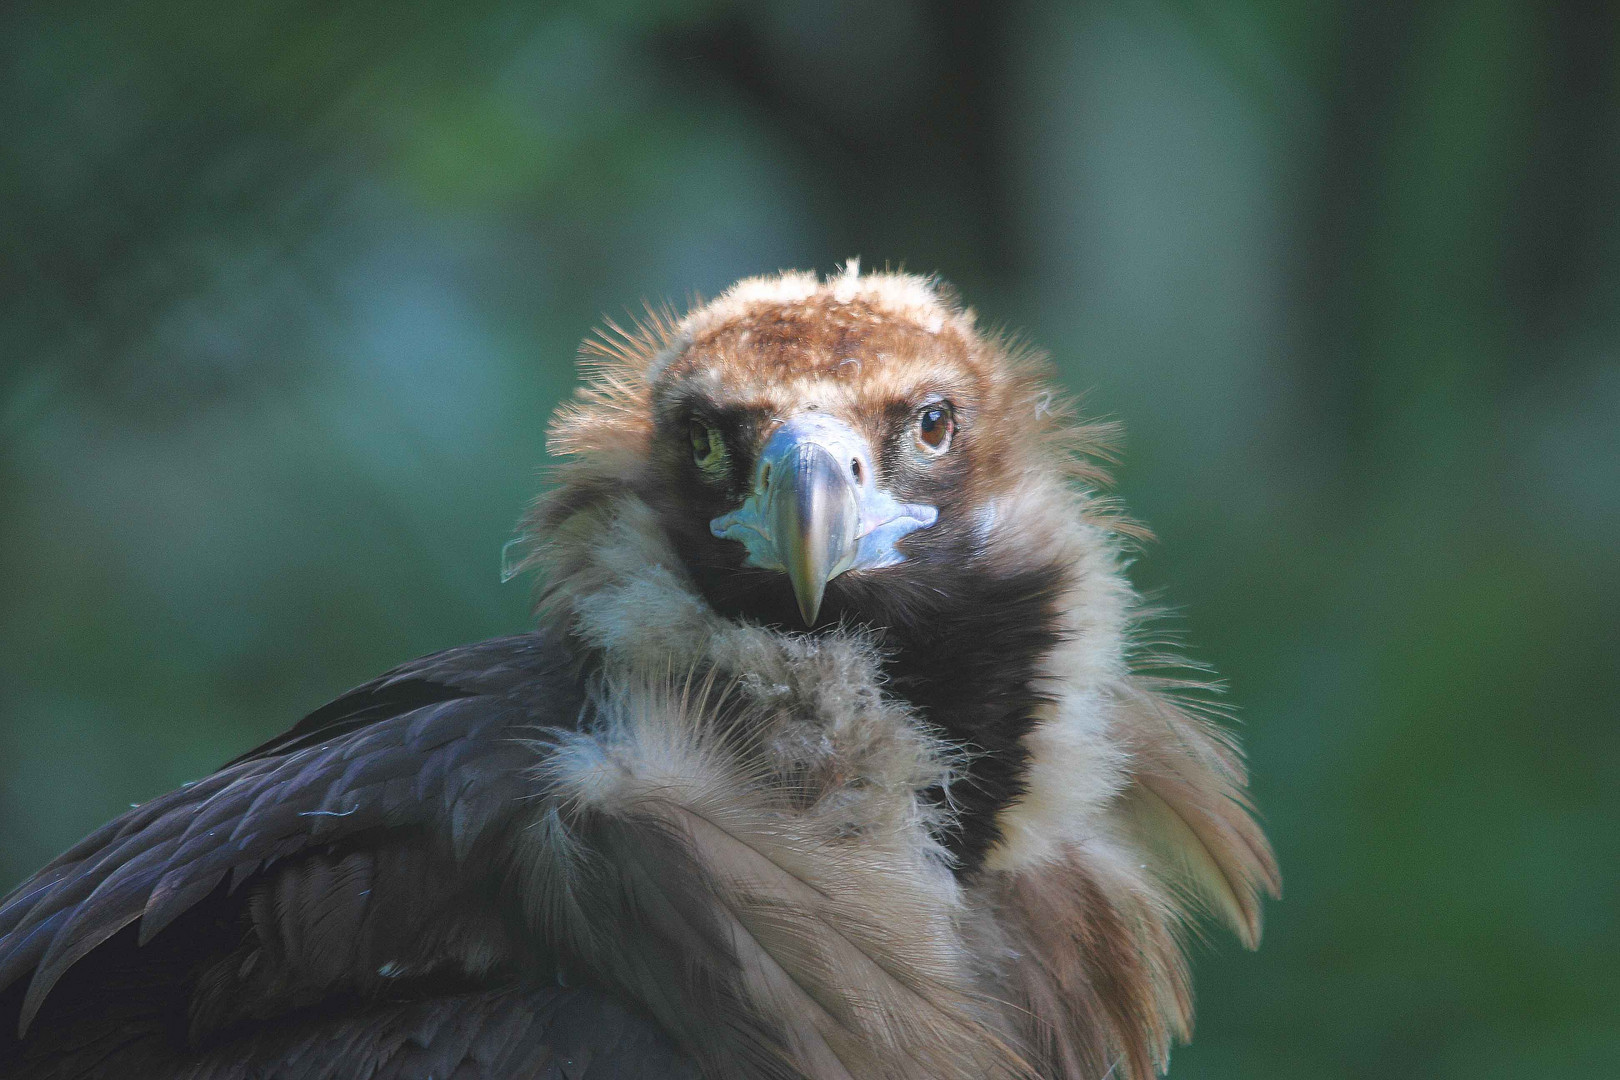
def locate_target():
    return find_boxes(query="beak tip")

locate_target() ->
[794,586,824,627]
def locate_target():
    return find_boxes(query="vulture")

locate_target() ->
[0,266,1278,1080]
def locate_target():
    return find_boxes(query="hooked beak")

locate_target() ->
[710,414,938,625]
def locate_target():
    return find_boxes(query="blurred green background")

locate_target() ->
[2,0,1616,1076]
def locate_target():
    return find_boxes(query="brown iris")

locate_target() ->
[915,402,955,454]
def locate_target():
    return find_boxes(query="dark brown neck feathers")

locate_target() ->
[680,543,1069,874]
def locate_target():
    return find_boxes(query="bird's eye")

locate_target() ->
[914,403,955,455]
[689,419,727,474]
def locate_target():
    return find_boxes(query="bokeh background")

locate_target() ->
[2,1,1616,1076]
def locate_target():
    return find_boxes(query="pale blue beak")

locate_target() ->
[710,414,938,624]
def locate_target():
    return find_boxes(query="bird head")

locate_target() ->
[529,264,1114,643]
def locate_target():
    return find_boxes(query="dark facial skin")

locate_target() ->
[635,392,1068,874]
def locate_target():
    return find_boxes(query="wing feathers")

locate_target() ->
[996,853,1190,1080]
[28,986,699,1080]
[1116,678,1280,949]
[0,634,574,1043]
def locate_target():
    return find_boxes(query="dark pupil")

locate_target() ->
[922,409,941,431]
[691,423,711,459]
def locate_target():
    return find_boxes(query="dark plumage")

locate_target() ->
[0,266,1278,1079]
